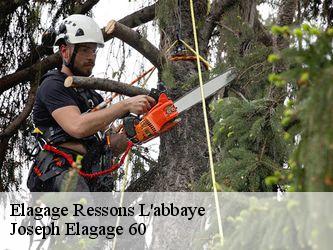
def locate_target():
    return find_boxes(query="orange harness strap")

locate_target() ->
[41,141,133,179]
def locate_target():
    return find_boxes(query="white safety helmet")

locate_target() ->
[54,14,104,47]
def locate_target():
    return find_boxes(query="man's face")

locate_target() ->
[61,42,98,76]
[72,43,98,76]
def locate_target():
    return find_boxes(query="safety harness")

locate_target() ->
[40,142,133,179]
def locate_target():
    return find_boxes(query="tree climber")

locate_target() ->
[27,14,155,192]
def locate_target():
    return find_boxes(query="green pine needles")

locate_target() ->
[270,25,333,191]
[202,23,333,192]
[208,97,288,191]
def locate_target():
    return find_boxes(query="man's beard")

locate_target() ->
[72,64,92,77]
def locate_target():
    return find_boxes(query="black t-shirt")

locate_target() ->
[33,70,103,128]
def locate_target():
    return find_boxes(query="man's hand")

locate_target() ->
[124,95,156,115]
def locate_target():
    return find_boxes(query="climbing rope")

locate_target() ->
[189,0,224,246]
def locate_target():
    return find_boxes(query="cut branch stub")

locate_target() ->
[105,19,116,35]
[64,76,149,96]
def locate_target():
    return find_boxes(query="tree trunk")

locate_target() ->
[149,0,210,192]
[149,0,210,247]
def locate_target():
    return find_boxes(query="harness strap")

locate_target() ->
[42,141,133,179]
[76,88,102,110]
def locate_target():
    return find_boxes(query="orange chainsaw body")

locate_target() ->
[134,93,179,143]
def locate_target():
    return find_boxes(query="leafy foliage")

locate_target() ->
[204,194,333,250]
[270,24,333,191]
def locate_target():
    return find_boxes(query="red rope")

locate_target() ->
[42,141,133,179]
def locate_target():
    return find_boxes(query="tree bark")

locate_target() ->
[270,0,297,101]
[126,0,241,193]
[117,1,158,28]
[152,1,211,189]
[64,76,149,96]
[202,0,240,46]
[254,16,273,47]
[146,1,214,247]
[274,0,297,51]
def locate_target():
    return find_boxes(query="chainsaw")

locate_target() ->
[123,68,236,144]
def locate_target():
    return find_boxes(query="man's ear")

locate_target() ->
[60,44,69,63]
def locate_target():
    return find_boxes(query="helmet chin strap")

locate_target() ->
[64,44,79,74]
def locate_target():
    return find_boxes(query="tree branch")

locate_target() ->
[0,78,38,190]
[0,137,9,190]
[118,1,158,28]
[0,2,158,94]
[73,0,100,15]
[132,148,158,167]
[64,76,149,96]
[212,1,272,47]
[0,53,62,94]
[103,20,165,70]
[0,0,25,17]
[0,84,38,139]
[202,0,239,44]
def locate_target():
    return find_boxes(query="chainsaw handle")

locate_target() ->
[119,90,161,119]
[123,115,141,142]
[149,88,163,102]
[121,90,160,139]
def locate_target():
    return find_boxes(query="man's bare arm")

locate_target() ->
[52,95,155,138]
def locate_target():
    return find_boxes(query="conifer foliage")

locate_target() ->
[198,2,290,191]
[270,25,333,191]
